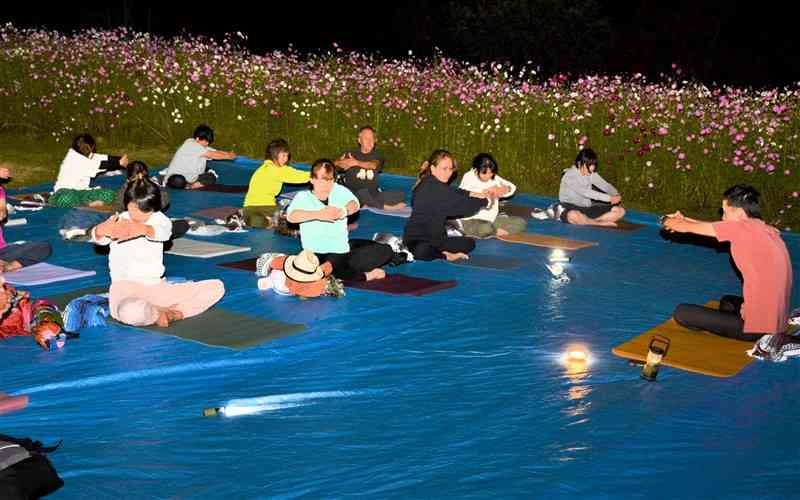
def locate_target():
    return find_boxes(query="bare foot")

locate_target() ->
[2,261,22,273]
[383,202,407,211]
[87,200,105,208]
[496,228,509,237]
[365,268,386,281]
[443,251,469,261]
[188,181,204,190]
[165,308,184,322]
[155,307,183,327]
[156,309,170,327]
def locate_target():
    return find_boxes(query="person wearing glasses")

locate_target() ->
[403,150,492,261]
[287,159,394,281]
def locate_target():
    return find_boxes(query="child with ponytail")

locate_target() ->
[91,174,224,327]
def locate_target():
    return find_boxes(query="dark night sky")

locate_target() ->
[3,1,799,87]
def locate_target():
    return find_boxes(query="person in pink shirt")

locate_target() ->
[663,184,793,341]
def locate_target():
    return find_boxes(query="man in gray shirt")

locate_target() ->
[558,148,626,226]
[334,126,406,211]
[165,124,235,189]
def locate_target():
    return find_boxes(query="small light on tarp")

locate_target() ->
[549,249,570,263]
[561,344,591,374]
[203,407,226,417]
[641,335,670,381]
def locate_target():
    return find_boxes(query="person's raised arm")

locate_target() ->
[663,211,717,238]
[203,150,236,160]
[281,166,313,184]
[99,153,129,172]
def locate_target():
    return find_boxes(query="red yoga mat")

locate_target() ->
[343,274,457,296]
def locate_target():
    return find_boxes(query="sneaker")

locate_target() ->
[554,203,565,220]
[61,227,88,240]
[531,208,550,220]
[545,205,555,219]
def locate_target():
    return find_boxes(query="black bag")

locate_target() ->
[0,434,63,499]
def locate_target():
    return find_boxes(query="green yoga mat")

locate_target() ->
[48,287,305,350]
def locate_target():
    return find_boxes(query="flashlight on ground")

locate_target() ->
[641,335,670,381]
[203,407,226,417]
[549,249,570,263]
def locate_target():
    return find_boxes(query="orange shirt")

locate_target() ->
[270,255,333,298]
[713,219,793,333]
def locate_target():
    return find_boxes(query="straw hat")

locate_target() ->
[283,250,324,282]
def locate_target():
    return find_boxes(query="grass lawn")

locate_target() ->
[0,132,174,188]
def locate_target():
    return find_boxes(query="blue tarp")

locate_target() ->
[2,159,799,499]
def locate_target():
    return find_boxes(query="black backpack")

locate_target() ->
[0,434,63,499]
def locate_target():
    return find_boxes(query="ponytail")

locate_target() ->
[122,161,162,213]
[413,149,455,190]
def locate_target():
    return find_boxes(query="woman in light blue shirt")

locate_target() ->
[287,159,394,281]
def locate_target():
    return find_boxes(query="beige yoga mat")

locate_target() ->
[496,233,598,250]
[612,301,754,378]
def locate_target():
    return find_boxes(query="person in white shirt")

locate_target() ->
[165,124,236,189]
[91,175,224,327]
[457,153,527,238]
[50,134,129,208]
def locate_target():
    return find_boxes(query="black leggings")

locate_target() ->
[673,295,764,342]
[356,188,405,208]
[405,237,476,261]
[316,239,394,281]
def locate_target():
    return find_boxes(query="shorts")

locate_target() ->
[560,203,613,223]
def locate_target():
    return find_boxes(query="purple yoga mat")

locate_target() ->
[218,258,258,272]
[343,274,457,296]
[194,184,248,193]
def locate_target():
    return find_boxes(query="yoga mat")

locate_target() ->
[612,301,753,378]
[192,206,241,220]
[497,233,598,250]
[500,204,536,218]
[46,288,303,350]
[139,308,304,350]
[194,184,248,193]
[343,274,457,296]
[3,263,96,286]
[451,254,524,270]
[166,238,251,258]
[588,220,645,231]
[8,192,49,203]
[77,204,115,213]
[218,257,258,272]
[362,206,412,218]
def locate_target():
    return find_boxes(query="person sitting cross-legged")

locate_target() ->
[663,184,793,344]
[558,148,625,227]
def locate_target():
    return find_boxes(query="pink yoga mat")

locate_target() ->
[0,392,29,415]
